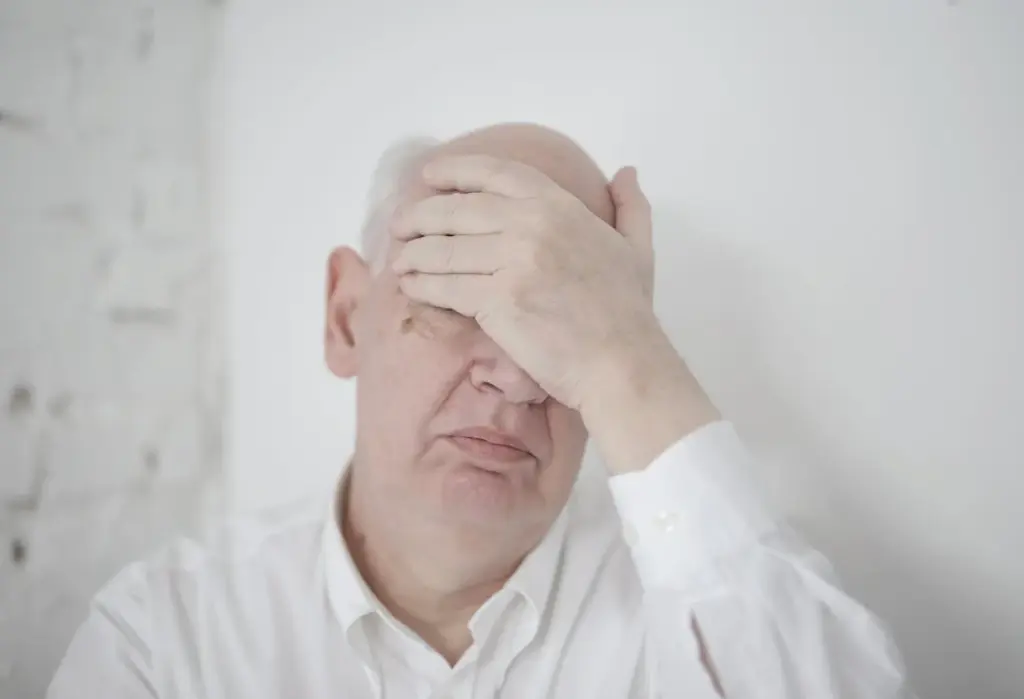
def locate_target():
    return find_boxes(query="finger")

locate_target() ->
[421,154,555,200]
[391,192,512,242]
[397,273,490,318]
[610,166,653,248]
[393,234,503,275]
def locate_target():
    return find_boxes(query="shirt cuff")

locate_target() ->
[607,420,778,594]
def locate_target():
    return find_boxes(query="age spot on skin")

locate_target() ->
[400,304,477,348]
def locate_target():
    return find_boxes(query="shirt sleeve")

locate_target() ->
[46,565,158,699]
[608,420,916,699]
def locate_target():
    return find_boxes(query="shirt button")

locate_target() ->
[654,510,680,534]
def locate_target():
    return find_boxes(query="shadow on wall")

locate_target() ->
[649,206,1019,699]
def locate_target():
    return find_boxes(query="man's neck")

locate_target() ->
[341,473,538,665]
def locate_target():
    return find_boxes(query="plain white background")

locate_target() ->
[221,2,1024,697]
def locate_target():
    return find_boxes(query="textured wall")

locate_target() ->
[0,2,222,696]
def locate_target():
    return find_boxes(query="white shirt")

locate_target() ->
[47,421,914,698]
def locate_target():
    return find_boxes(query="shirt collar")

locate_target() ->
[322,461,570,635]
[502,504,568,617]
[465,504,568,644]
[321,466,378,632]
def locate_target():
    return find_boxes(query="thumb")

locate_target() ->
[609,166,652,248]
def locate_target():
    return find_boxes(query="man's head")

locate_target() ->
[324,123,615,544]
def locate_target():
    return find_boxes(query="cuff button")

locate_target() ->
[654,510,680,534]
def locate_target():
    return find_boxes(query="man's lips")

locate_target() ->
[446,427,534,465]
[449,426,530,452]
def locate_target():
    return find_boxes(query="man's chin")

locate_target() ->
[438,463,528,527]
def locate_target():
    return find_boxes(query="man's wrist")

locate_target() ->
[580,325,721,475]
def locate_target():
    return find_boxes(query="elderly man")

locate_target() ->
[49,123,914,698]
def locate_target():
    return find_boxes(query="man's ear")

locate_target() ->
[324,246,370,379]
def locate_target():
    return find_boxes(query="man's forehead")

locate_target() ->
[403,126,616,226]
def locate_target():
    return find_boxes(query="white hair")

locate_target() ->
[360,135,442,272]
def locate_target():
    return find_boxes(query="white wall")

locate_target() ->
[223,2,1024,697]
[0,1,223,696]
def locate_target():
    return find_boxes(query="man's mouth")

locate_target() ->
[446,427,534,465]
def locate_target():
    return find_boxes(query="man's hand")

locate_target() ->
[392,154,719,473]
[391,154,660,412]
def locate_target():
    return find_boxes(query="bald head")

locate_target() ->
[359,123,615,268]
[433,123,615,224]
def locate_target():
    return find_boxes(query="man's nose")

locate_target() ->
[468,336,548,405]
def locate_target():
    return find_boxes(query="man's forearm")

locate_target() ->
[580,325,721,476]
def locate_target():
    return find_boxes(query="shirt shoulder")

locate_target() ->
[92,492,331,636]
[53,495,345,697]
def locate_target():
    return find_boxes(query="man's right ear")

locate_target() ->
[324,246,370,379]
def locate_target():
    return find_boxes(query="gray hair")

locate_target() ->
[360,136,442,272]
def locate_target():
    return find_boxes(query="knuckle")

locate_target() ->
[487,157,531,187]
[483,157,511,181]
